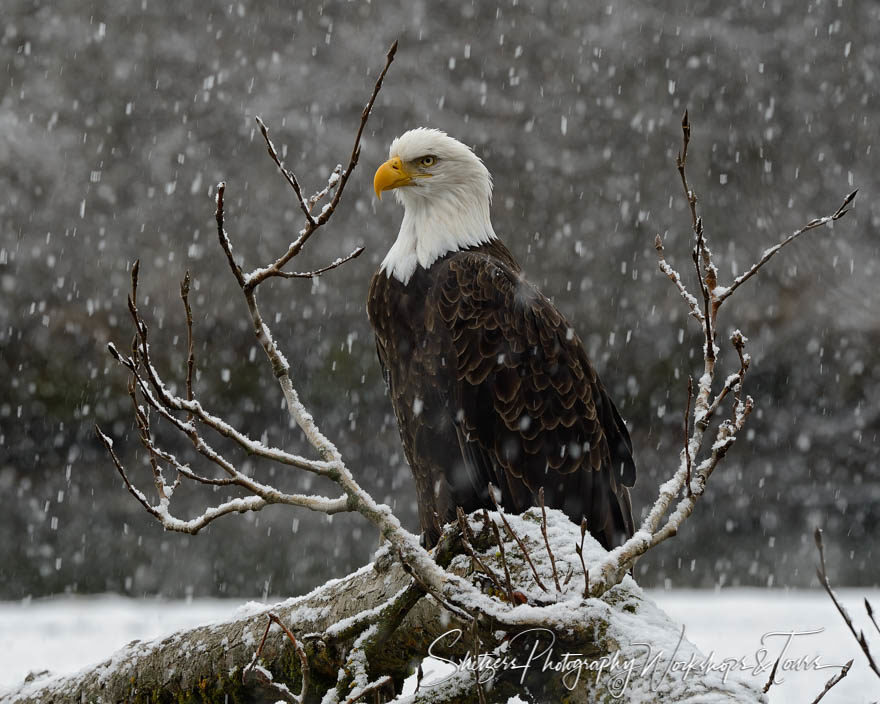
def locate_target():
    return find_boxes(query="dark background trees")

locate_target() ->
[1,0,877,600]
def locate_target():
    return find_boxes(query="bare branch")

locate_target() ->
[574,518,589,599]
[320,40,398,227]
[487,485,547,592]
[867,598,880,638]
[684,376,693,497]
[98,424,347,535]
[538,488,561,592]
[95,424,163,521]
[255,115,316,226]
[271,245,364,279]
[245,40,398,289]
[484,509,515,604]
[180,270,196,415]
[308,164,342,211]
[270,613,310,704]
[717,188,858,305]
[761,652,782,694]
[456,508,509,601]
[676,109,697,233]
[214,182,245,287]
[598,111,855,599]
[692,225,715,361]
[815,528,880,679]
[108,340,335,478]
[809,659,853,704]
[242,617,273,684]
[472,617,488,704]
[655,234,705,324]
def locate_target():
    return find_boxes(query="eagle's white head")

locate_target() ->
[374,128,497,284]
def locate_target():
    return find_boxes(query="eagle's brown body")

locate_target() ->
[368,238,636,549]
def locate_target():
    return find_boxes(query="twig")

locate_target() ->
[457,508,509,600]
[96,411,349,536]
[655,234,705,324]
[472,616,488,704]
[270,246,364,279]
[246,40,398,289]
[127,375,168,500]
[717,188,858,305]
[214,183,245,287]
[538,488,561,592]
[590,111,852,598]
[693,226,715,361]
[574,518,590,599]
[676,110,719,361]
[761,652,782,694]
[325,40,398,225]
[112,271,337,477]
[487,484,547,592]
[243,613,310,703]
[308,164,342,211]
[242,617,273,682]
[180,271,196,417]
[867,598,880,637]
[684,376,693,497]
[809,659,853,704]
[484,509,515,604]
[815,528,880,678]
[676,110,697,233]
[255,115,316,226]
[95,425,163,522]
[674,111,715,364]
[269,613,310,704]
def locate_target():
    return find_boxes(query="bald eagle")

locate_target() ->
[367,128,635,550]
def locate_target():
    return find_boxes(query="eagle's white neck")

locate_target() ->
[380,188,496,284]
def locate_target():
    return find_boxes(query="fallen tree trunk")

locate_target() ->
[6,512,764,704]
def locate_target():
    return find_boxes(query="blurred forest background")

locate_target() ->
[1,0,877,600]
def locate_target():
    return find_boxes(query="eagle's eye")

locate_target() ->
[419,155,437,167]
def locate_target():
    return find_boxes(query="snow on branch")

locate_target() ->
[245,39,397,290]
[586,111,857,597]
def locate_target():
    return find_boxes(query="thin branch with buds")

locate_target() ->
[574,518,590,600]
[761,653,782,694]
[809,659,853,704]
[488,484,548,593]
[243,613,310,704]
[247,40,398,290]
[180,271,196,410]
[683,376,693,497]
[814,528,880,679]
[484,509,516,605]
[586,112,855,597]
[718,188,857,306]
[457,507,511,600]
[538,488,561,592]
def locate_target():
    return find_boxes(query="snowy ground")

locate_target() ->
[0,589,877,702]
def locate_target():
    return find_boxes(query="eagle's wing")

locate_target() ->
[428,250,636,547]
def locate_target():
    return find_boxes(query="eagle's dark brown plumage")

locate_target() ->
[368,128,635,549]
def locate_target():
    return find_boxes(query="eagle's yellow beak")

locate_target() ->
[373,157,413,200]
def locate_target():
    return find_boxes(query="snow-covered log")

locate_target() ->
[6,511,763,704]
